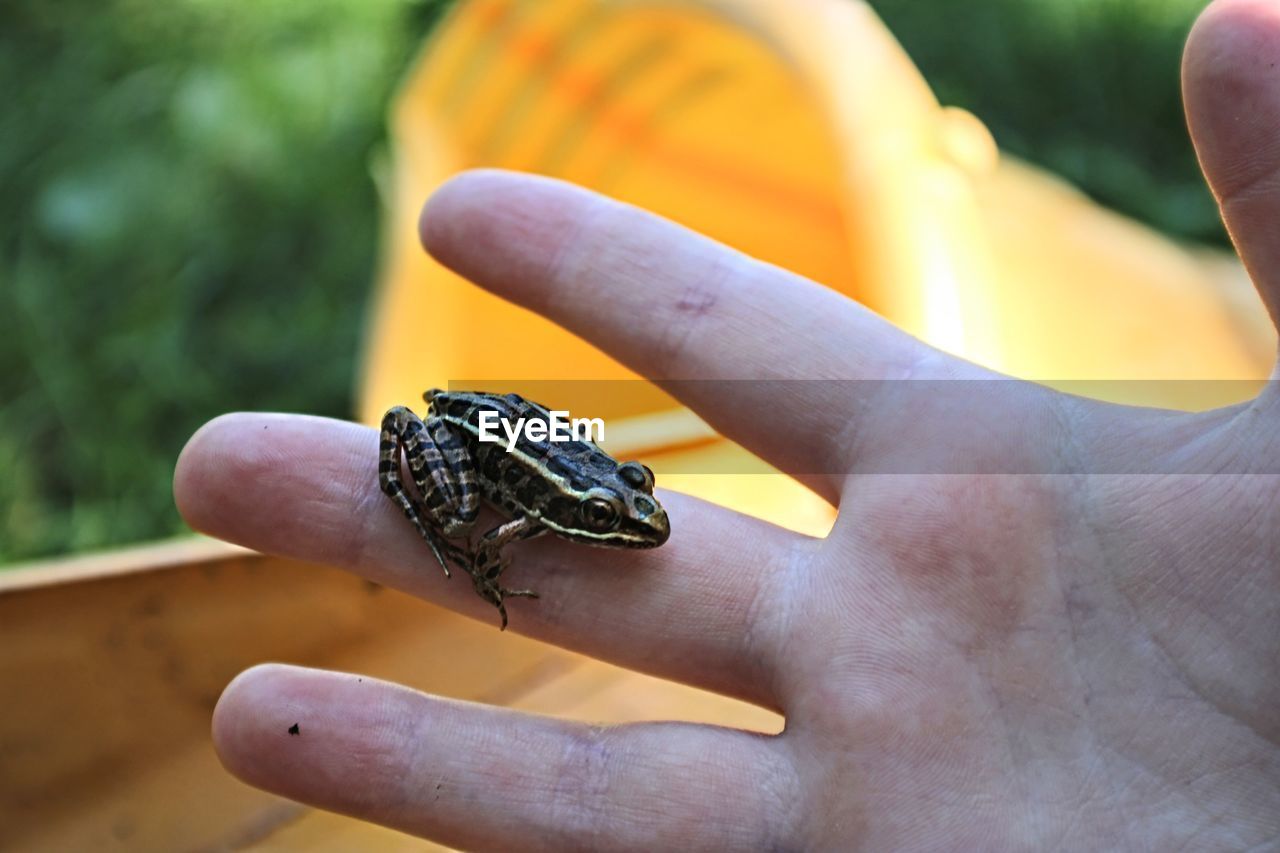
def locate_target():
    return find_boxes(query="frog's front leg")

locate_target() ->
[379,406,481,578]
[470,516,546,630]
[473,516,548,581]
[472,575,540,631]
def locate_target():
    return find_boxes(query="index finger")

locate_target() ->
[174,412,798,710]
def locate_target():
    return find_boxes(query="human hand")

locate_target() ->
[175,2,1280,847]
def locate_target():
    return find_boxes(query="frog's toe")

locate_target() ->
[472,553,509,581]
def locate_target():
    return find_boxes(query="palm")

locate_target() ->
[792,429,1278,847]
[176,2,1280,848]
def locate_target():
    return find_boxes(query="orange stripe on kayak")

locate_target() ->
[470,0,511,31]
[492,28,842,229]
[558,68,839,230]
[511,28,559,65]
[639,133,845,232]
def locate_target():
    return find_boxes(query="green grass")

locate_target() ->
[0,0,452,561]
[0,0,1220,564]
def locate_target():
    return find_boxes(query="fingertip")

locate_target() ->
[173,413,251,534]
[172,413,294,539]
[1187,0,1280,54]
[417,169,593,302]
[1184,0,1280,198]
[211,663,295,780]
[418,170,483,260]
[1185,0,1280,94]
[211,664,428,813]
[419,169,527,261]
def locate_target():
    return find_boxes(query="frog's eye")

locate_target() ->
[618,462,655,491]
[580,496,621,531]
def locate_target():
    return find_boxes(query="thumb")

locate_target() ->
[1184,0,1280,330]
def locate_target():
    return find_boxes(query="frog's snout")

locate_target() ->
[645,507,671,547]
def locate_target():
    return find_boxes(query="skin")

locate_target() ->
[174,2,1280,848]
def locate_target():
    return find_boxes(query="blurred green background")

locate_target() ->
[0,0,1221,564]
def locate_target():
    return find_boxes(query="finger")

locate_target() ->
[1184,0,1280,326]
[175,413,798,709]
[213,665,797,852]
[420,169,959,494]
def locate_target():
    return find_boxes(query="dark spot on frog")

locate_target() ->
[545,496,576,521]
[516,478,549,506]
[481,449,504,482]
[288,723,300,735]
[438,430,465,453]
[546,455,576,478]
[522,439,550,458]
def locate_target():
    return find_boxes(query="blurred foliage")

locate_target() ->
[0,0,1222,563]
[0,0,452,561]
[873,0,1222,243]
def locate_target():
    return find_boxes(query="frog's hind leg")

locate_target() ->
[405,416,481,540]
[379,406,472,578]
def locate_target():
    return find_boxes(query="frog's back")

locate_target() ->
[426,389,669,548]
[427,390,615,518]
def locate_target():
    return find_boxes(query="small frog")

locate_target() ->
[379,390,671,629]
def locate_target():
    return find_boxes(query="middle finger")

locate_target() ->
[421,170,942,500]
